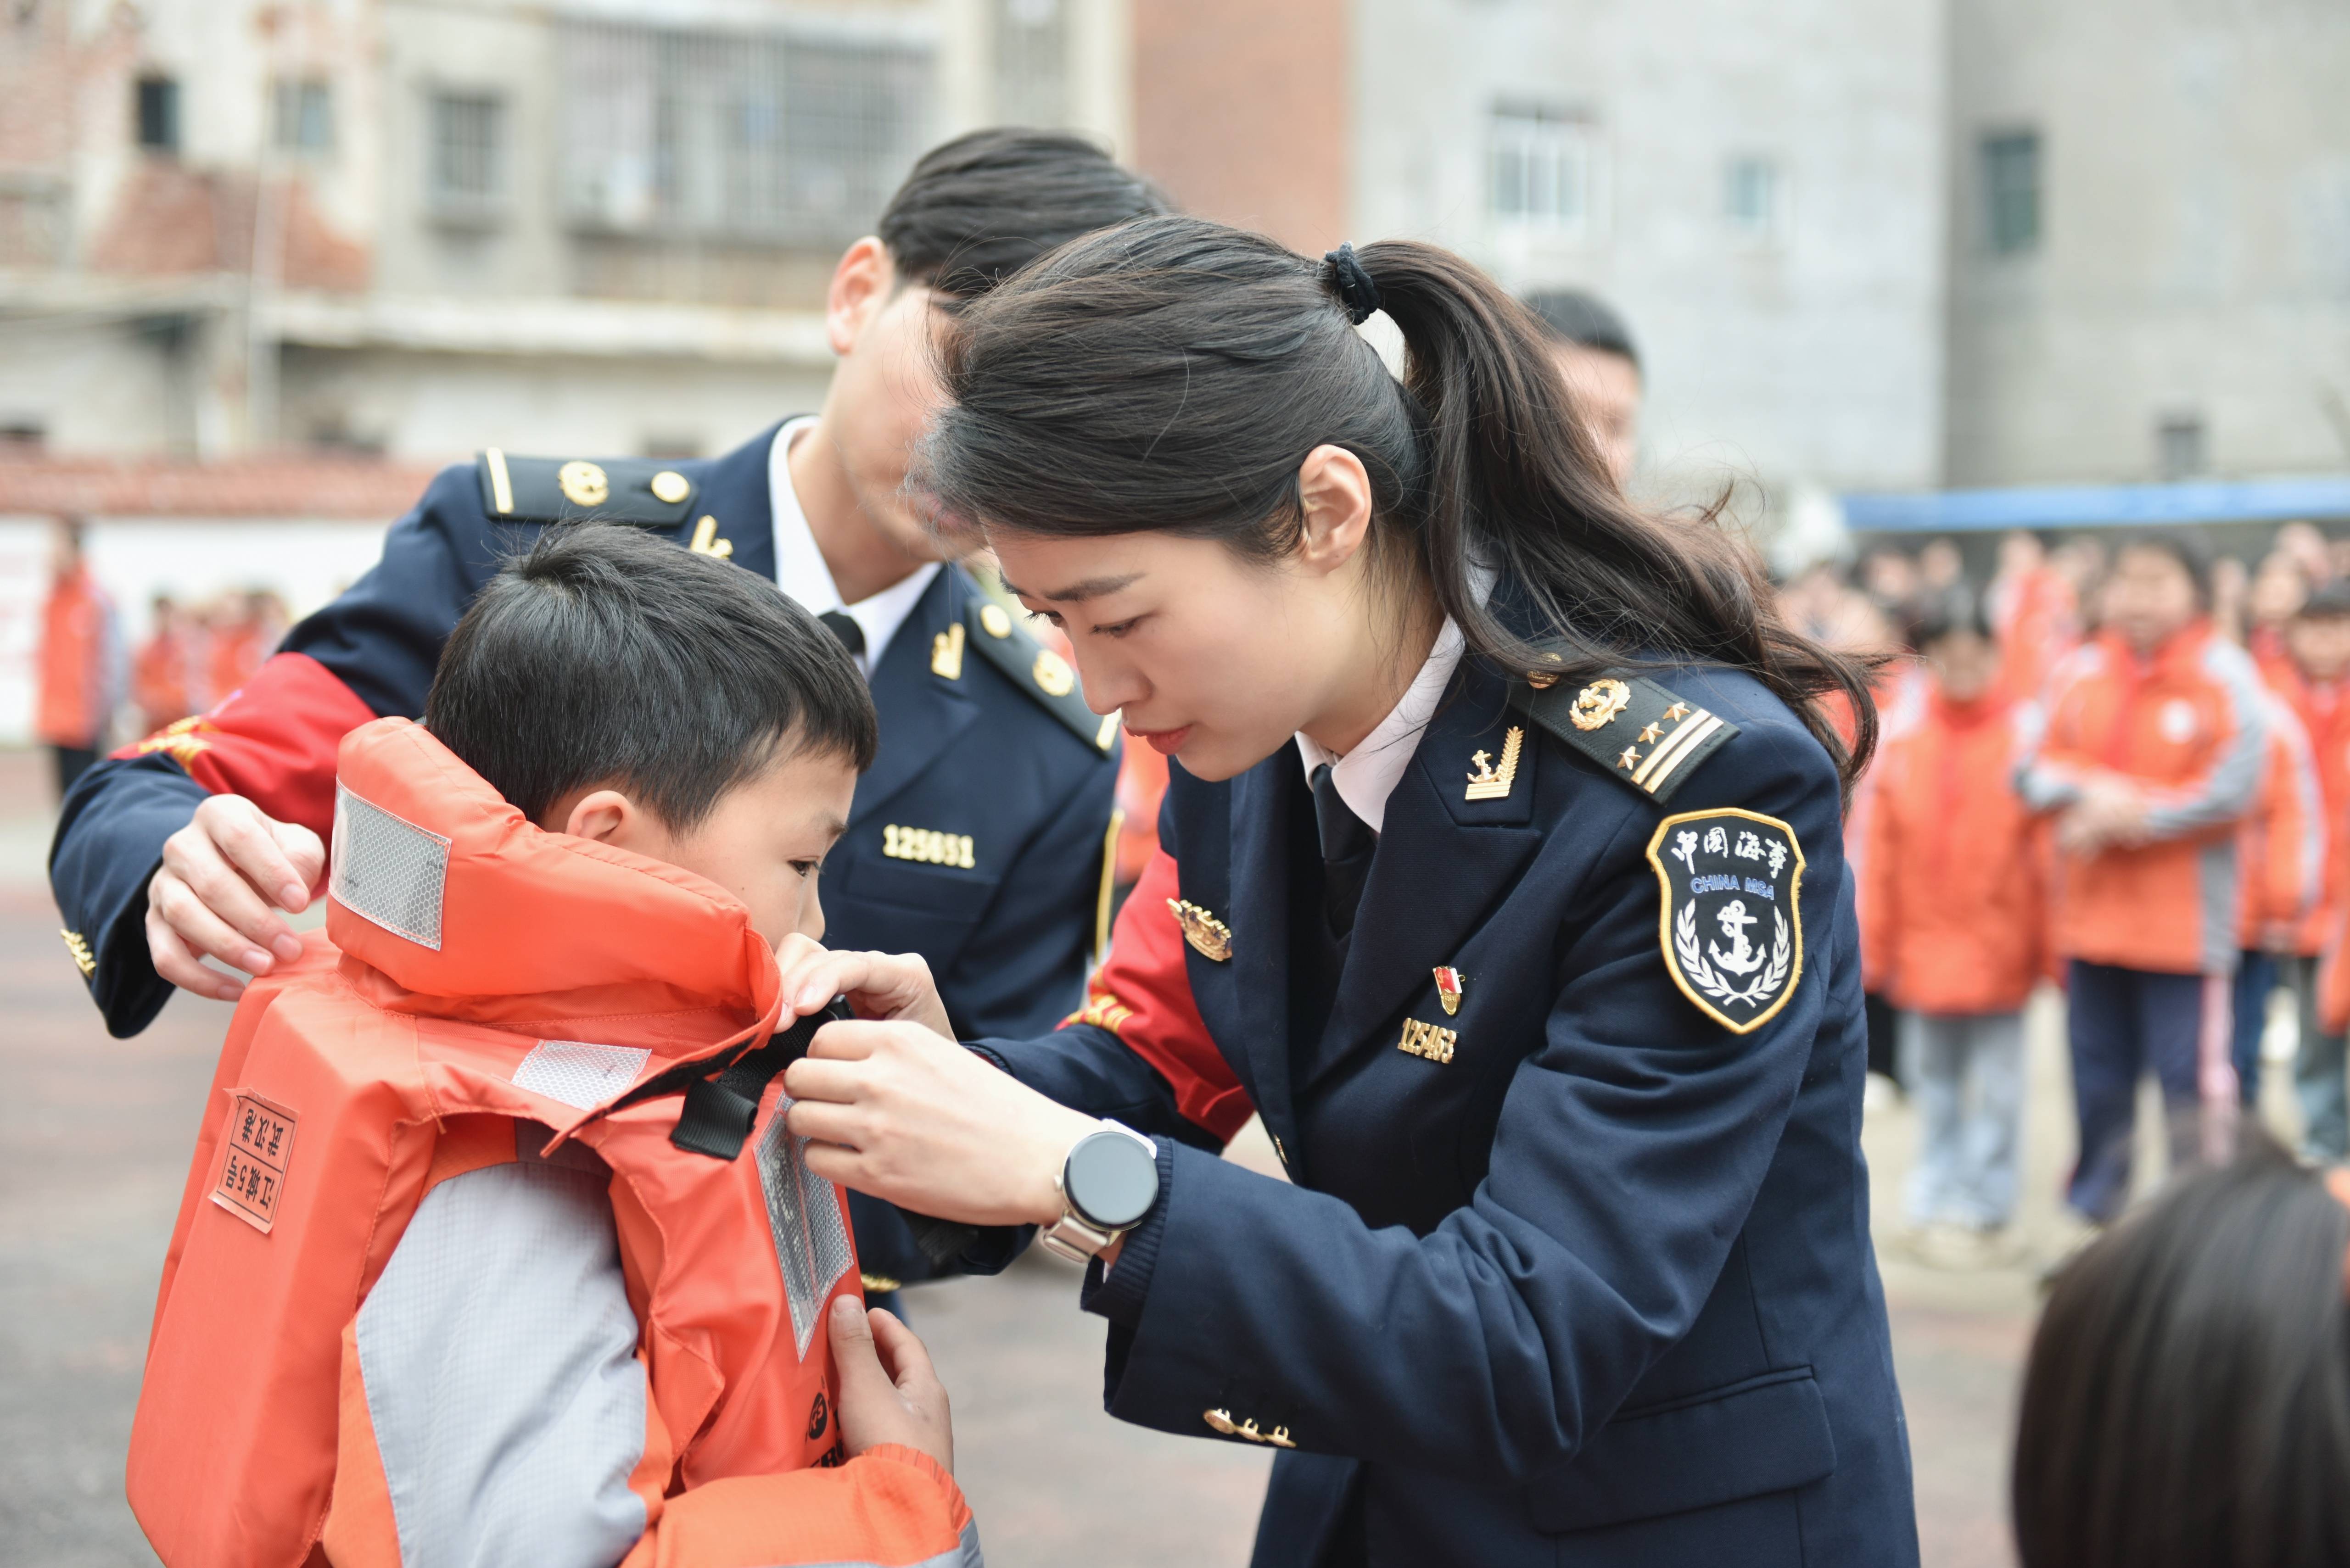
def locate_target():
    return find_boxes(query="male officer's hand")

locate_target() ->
[828,1295,954,1473]
[146,794,324,1002]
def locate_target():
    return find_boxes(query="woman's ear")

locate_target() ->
[1294,444,1375,578]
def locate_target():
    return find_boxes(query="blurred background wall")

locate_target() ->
[0,0,2344,741]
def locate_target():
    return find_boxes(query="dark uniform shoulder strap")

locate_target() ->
[475,449,702,528]
[958,582,1119,753]
[1510,670,1739,804]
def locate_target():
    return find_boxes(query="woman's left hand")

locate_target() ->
[783,1020,1104,1228]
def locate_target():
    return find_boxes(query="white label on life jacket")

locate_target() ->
[513,1041,653,1111]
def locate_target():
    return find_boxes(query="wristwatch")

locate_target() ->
[1039,1120,1161,1262]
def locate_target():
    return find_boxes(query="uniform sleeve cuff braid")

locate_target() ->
[1079,1137,1177,1328]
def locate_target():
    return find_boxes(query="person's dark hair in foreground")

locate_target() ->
[2014,1133,2350,1568]
[925,216,1879,787]
[424,523,878,826]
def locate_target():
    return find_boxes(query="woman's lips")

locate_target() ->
[1128,725,1192,755]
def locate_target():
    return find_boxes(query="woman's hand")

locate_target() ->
[772,934,953,1039]
[783,1019,1102,1228]
[828,1296,953,1473]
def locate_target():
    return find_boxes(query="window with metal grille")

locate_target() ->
[1982,130,2041,255]
[427,90,504,220]
[1491,105,1595,234]
[994,0,1068,128]
[558,20,932,246]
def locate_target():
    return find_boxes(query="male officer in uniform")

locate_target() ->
[50,128,1169,1286]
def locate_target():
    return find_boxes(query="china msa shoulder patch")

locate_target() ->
[1511,672,1738,804]
[962,593,1119,752]
[475,449,701,529]
[1646,808,1805,1034]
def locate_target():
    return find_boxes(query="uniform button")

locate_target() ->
[1203,1408,1239,1435]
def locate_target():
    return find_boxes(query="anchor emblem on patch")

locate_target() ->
[1645,808,1806,1034]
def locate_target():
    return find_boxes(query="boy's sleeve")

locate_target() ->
[325,1157,979,1568]
[2134,641,2270,840]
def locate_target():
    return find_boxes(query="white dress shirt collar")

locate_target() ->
[1293,618,1466,836]
[767,416,940,677]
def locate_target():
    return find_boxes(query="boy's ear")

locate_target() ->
[550,787,640,845]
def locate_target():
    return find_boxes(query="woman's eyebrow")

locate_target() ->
[997,570,1144,603]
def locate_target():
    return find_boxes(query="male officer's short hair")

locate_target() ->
[425,524,877,830]
[877,128,1171,299]
[1520,289,1640,373]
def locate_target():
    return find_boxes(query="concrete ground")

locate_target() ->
[3,745,2290,1566]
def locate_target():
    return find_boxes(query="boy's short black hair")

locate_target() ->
[2111,526,2215,606]
[424,525,876,830]
[1909,586,1995,650]
[2298,579,2350,621]
[877,128,1171,299]
[1519,289,1640,372]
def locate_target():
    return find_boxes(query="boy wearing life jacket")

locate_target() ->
[127,524,980,1568]
[1864,591,2048,1265]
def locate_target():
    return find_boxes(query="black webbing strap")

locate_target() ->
[597,999,983,1263]
[598,1000,848,1161]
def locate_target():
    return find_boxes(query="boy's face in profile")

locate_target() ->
[547,742,859,950]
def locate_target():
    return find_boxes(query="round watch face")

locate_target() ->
[1065,1130,1159,1230]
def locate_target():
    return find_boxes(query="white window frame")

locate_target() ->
[1490,105,1598,238]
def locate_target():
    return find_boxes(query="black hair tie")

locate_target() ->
[1323,243,1381,325]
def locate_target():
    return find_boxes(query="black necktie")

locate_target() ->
[1310,762,1376,939]
[817,610,865,661]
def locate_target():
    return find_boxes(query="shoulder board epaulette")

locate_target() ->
[1510,670,1739,804]
[961,595,1119,753]
[475,449,700,528]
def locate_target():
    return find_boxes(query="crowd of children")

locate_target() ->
[1796,520,2350,1267]
[129,587,289,736]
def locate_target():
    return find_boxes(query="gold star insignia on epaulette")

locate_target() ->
[1639,722,1663,743]
[1618,745,1641,770]
[1663,701,1691,721]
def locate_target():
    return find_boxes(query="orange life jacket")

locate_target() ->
[127,717,973,1568]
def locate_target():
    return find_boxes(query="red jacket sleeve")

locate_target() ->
[1064,849,1254,1144]
[115,651,379,838]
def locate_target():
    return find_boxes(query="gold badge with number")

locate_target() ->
[1398,1017,1457,1064]
[883,825,975,869]
[1168,899,1232,962]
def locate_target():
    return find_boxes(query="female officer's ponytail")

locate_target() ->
[926,216,1879,790]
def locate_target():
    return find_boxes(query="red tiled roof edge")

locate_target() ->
[0,458,445,519]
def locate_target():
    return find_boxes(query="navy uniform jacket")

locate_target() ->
[974,654,1918,1566]
[49,425,1119,1280]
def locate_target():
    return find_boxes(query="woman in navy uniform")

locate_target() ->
[774,219,1919,1565]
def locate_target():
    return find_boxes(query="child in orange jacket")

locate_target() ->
[130,527,982,1568]
[2015,531,2269,1223]
[1865,591,2047,1252]
[2277,581,2350,1159]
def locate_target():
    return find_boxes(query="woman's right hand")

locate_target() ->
[774,935,954,1039]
